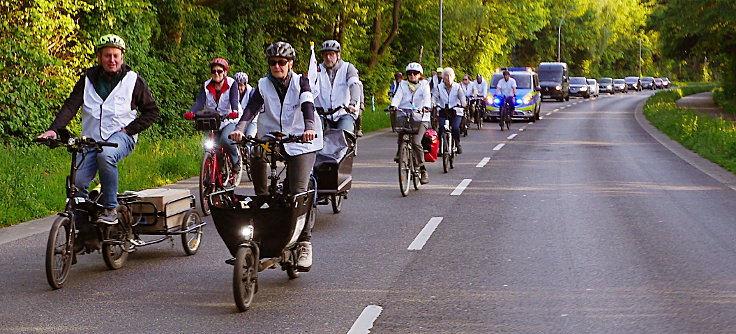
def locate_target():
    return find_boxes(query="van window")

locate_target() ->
[538,69,562,82]
[490,74,532,89]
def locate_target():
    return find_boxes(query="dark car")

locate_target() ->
[613,79,628,93]
[641,77,656,90]
[538,62,570,102]
[625,76,641,91]
[568,77,591,98]
[598,77,614,94]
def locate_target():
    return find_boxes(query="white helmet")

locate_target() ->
[320,40,341,53]
[405,62,423,74]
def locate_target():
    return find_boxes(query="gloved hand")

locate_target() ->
[228,111,239,119]
[184,111,195,120]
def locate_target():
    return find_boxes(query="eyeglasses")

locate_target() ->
[406,71,419,76]
[268,59,289,67]
[211,69,224,74]
[462,78,469,81]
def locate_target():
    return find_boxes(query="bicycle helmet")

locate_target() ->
[210,58,229,72]
[436,67,443,73]
[265,41,296,60]
[320,39,341,53]
[97,34,126,52]
[234,72,248,84]
[405,62,423,74]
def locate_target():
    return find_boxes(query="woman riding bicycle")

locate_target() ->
[230,41,322,271]
[188,58,243,175]
[390,62,432,184]
[234,72,258,138]
[434,67,467,154]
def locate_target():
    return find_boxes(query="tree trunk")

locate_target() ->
[368,0,401,69]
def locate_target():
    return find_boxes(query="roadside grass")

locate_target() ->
[712,87,736,117]
[643,84,736,174]
[360,103,391,133]
[0,135,201,227]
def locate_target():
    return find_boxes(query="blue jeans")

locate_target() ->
[322,114,355,133]
[75,131,136,209]
[438,114,462,142]
[217,123,239,166]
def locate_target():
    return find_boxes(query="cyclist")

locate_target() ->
[314,40,362,134]
[188,58,242,176]
[390,62,432,184]
[37,34,159,226]
[461,74,477,103]
[474,74,488,99]
[388,72,403,98]
[234,72,258,138]
[434,67,467,154]
[494,70,517,122]
[429,67,444,99]
[230,41,322,271]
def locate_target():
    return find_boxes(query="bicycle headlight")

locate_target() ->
[555,85,561,90]
[203,138,215,150]
[241,225,254,241]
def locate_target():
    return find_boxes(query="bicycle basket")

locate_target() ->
[194,114,221,131]
[390,109,423,134]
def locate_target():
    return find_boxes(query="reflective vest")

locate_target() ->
[204,77,239,129]
[82,71,137,141]
[316,62,359,121]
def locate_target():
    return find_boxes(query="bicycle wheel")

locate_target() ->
[476,108,484,129]
[441,133,449,173]
[398,138,410,197]
[233,246,258,312]
[180,211,203,255]
[449,137,455,169]
[411,153,420,191]
[45,216,74,289]
[331,194,343,213]
[199,152,215,216]
[101,224,130,270]
[242,144,253,181]
[462,117,468,137]
[231,151,244,187]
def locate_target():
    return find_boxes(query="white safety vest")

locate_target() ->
[82,71,137,142]
[239,84,258,123]
[257,73,323,156]
[474,79,488,97]
[203,77,240,129]
[316,62,360,121]
[390,80,431,122]
[437,82,464,116]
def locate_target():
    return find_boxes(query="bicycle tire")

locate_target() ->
[331,194,343,214]
[242,144,253,181]
[449,137,455,169]
[199,152,215,216]
[45,216,74,289]
[180,211,203,255]
[442,133,449,173]
[101,224,130,270]
[398,138,410,197]
[233,246,257,312]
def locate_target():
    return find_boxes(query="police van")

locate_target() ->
[484,67,542,122]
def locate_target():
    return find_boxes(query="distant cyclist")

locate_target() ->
[434,68,467,154]
[460,74,477,104]
[390,62,432,184]
[314,39,362,134]
[474,74,488,98]
[495,70,517,115]
[234,72,258,138]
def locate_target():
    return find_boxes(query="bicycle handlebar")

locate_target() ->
[231,131,316,144]
[33,137,118,149]
[316,105,346,116]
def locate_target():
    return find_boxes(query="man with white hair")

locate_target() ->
[434,67,467,154]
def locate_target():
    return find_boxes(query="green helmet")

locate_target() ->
[97,34,126,52]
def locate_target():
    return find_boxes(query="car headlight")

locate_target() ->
[555,85,561,90]
[607,85,612,89]
[493,97,501,105]
[580,86,587,91]
[203,138,215,150]
[523,96,531,104]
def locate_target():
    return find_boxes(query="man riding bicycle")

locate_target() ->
[435,68,467,154]
[230,41,322,271]
[314,40,362,134]
[37,34,160,226]
[187,58,242,176]
[495,70,517,121]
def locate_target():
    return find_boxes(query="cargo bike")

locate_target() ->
[209,132,317,312]
[35,132,205,290]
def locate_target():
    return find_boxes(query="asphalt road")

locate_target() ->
[1,90,735,333]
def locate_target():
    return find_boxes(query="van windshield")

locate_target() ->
[491,74,532,89]
[538,70,562,82]
[570,77,587,84]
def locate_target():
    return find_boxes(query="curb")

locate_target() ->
[633,96,736,191]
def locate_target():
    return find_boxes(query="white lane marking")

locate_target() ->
[507,134,517,140]
[559,106,566,110]
[553,108,559,112]
[348,305,383,334]
[476,157,490,168]
[527,122,533,124]
[539,116,544,119]
[519,128,525,131]
[545,112,552,116]
[493,143,505,151]
[451,179,472,196]
[407,217,444,250]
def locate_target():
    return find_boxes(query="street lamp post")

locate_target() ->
[557,6,577,62]
[439,0,443,67]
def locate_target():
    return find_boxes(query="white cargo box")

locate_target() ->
[131,188,193,232]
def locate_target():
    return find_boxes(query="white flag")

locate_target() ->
[308,41,321,100]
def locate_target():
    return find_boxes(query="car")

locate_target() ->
[586,79,600,97]
[641,76,656,90]
[625,76,642,91]
[654,78,664,89]
[538,62,570,102]
[598,77,614,94]
[613,79,628,93]
[661,77,671,88]
[485,67,542,122]
[568,77,591,98]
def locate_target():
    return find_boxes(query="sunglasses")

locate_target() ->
[406,71,420,76]
[211,69,225,74]
[268,59,289,67]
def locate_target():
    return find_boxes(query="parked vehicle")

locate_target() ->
[625,76,642,91]
[613,79,628,93]
[598,77,614,94]
[654,78,664,89]
[569,77,590,98]
[661,77,671,88]
[641,77,656,90]
[538,62,569,102]
[586,79,600,97]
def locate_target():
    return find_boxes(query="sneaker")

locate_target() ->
[96,208,118,225]
[296,241,312,271]
[456,144,463,154]
[420,169,429,184]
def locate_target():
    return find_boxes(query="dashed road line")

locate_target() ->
[545,112,552,116]
[507,134,517,140]
[492,143,505,151]
[348,305,383,334]
[408,217,444,250]
[559,106,566,110]
[451,179,472,196]
[476,157,490,168]
[553,108,559,112]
